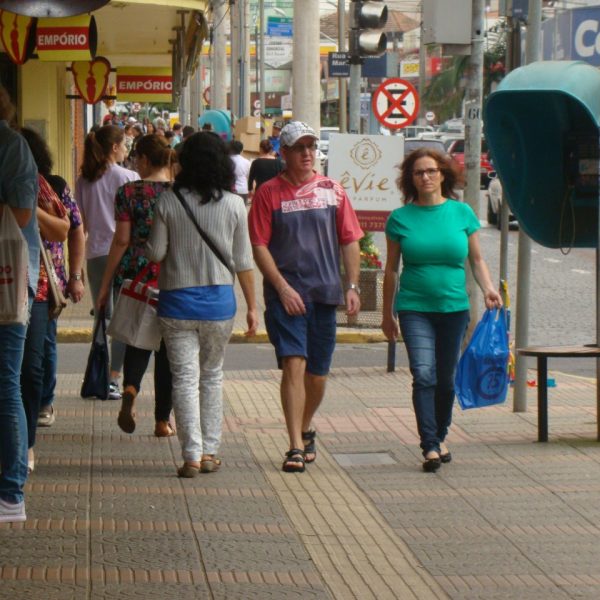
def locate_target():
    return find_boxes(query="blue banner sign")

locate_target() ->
[267,16,293,38]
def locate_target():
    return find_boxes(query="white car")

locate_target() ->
[319,126,339,156]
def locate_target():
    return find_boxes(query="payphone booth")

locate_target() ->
[484,60,600,249]
[485,61,600,441]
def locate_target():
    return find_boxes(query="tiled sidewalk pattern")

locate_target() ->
[2,364,600,599]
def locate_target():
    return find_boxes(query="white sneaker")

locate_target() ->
[37,405,55,427]
[108,382,122,400]
[0,498,26,523]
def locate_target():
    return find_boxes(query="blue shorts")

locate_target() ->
[264,300,337,376]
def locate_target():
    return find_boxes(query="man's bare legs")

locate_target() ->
[302,372,327,462]
[280,356,328,466]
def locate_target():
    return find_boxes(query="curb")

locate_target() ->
[56,327,389,344]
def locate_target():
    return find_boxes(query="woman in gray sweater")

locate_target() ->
[146,132,258,477]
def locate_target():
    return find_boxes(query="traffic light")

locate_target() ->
[349,1,388,63]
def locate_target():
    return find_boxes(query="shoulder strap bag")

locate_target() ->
[39,231,68,320]
[172,186,234,274]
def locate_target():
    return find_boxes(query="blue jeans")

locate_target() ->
[21,300,49,449]
[399,310,470,456]
[0,321,28,503]
[41,317,58,407]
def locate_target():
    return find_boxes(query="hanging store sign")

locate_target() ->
[71,57,111,104]
[0,1,109,18]
[116,67,173,102]
[36,15,97,61]
[0,10,36,65]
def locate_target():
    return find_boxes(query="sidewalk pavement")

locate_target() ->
[2,347,600,597]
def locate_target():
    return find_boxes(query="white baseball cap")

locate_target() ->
[280,121,318,148]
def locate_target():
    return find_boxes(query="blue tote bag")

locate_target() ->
[455,308,509,410]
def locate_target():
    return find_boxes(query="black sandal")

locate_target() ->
[302,430,317,463]
[282,449,305,473]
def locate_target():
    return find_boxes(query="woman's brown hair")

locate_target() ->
[396,148,461,204]
[80,124,124,182]
[134,134,176,172]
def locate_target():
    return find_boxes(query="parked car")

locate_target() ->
[446,137,494,189]
[485,172,518,229]
[404,137,446,155]
[402,125,435,138]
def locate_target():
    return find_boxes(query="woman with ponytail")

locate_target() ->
[75,125,138,399]
[96,134,176,437]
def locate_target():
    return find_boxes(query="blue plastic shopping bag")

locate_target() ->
[455,308,509,410]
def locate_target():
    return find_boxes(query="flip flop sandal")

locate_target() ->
[200,455,222,473]
[302,430,317,463]
[282,449,306,473]
[177,463,200,478]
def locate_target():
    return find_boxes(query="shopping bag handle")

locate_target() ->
[130,262,158,288]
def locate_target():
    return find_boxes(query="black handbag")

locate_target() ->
[80,309,110,400]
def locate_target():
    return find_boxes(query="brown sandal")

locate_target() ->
[117,390,136,434]
[200,455,221,473]
[154,420,176,437]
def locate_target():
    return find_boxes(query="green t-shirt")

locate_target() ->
[385,199,480,313]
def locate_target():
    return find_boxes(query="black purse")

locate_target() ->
[80,309,110,400]
[172,187,233,274]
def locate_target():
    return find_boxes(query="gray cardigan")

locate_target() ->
[146,188,254,290]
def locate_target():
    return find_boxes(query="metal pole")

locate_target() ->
[259,0,265,129]
[464,0,485,330]
[211,0,228,110]
[241,0,250,117]
[338,0,347,132]
[292,0,320,128]
[513,0,541,413]
[348,63,361,133]
[418,0,426,125]
[230,1,239,117]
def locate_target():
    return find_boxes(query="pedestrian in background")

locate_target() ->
[19,128,85,432]
[19,134,71,475]
[0,86,39,523]
[76,125,139,399]
[381,148,502,473]
[96,134,176,437]
[229,140,251,205]
[146,132,257,477]
[247,139,283,204]
[248,122,363,473]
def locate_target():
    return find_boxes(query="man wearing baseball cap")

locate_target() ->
[248,121,363,473]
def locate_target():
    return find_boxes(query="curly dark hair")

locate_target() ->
[175,132,235,204]
[396,148,461,204]
[20,127,53,178]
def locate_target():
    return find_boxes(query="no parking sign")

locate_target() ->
[372,78,419,130]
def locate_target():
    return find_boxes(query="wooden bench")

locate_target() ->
[518,345,600,442]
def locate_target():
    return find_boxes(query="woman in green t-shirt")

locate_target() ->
[381,148,502,473]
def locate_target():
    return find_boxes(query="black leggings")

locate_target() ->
[123,341,172,422]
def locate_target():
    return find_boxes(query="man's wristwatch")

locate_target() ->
[70,273,82,281]
[346,283,361,295]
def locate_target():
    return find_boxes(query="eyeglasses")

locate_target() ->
[287,142,318,153]
[413,168,440,178]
